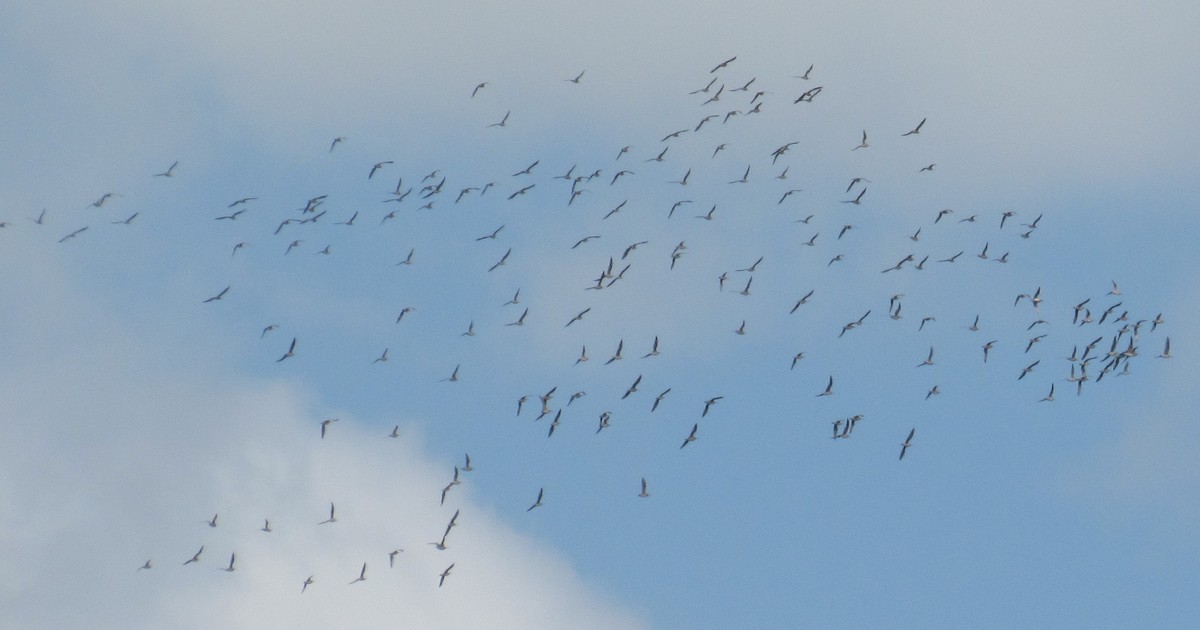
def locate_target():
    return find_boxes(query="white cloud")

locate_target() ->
[0,265,645,630]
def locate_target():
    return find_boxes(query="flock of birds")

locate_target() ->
[21,55,1172,595]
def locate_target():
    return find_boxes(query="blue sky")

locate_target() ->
[2,2,1198,628]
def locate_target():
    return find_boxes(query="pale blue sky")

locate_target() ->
[1,2,1198,629]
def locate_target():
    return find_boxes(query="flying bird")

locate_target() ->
[203,285,230,303]
[183,546,203,565]
[488,110,511,128]
[899,428,915,460]
[902,118,926,136]
[527,487,544,511]
[680,423,699,449]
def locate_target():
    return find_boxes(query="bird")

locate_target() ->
[791,353,806,370]
[794,86,823,103]
[1158,337,1172,359]
[368,161,393,179]
[388,425,401,438]
[318,502,337,524]
[605,339,624,364]
[221,553,236,572]
[138,560,152,571]
[389,549,403,568]
[329,137,345,152]
[795,64,814,80]
[902,118,926,136]
[566,69,585,83]
[639,478,650,498]
[791,290,815,314]
[320,417,337,438]
[702,396,723,417]
[852,130,869,150]
[842,188,866,205]
[983,340,997,363]
[488,110,511,127]
[111,212,139,225]
[817,376,834,397]
[373,348,389,364]
[441,364,460,382]
[710,56,737,73]
[680,423,699,449]
[477,225,505,241]
[527,487,544,511]
[206,513,218,528]
[1019,360,1040,380]
[917,347,935,367]
[262,519,272,532]
[899,428,915,460]
[203,285,230,303]
[506,308,529,327]
[183,546,204,565]
[572,234,601,248]
[1040,384,1056,402]
[58,226,87,243]
[471,82,487,97]
[642,336,661,358]
[302,576,314,593]
[439,563,455,587]
[91,193,118,208]
[349,563,367,584]
[622,375,642,399]
[565,307,591,327]
[651,388,671,412]
[488,248,512,272]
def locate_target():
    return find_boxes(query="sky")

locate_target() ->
[2,2,1199,629]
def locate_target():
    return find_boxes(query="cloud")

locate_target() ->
[0,264,645,630]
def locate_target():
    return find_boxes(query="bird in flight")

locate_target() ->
[302,576,314,593]
[183,546,204,565]
[349,563,367,585]
[651,388,671,412]
[639,478,650,498]
[852,130,869,150]
[902,118,926,136]
[817,376,834,397]
[318,502,337,524]
[680,423,699,449]
[154,161,178,177]
[471,82,487,97]
[566,70,585,83]
[137,560,152,571]
[527,487,544,512]
[899,428,915,460]
[203,285,230,303]
[710,56,737,73]
[439,563,455,587]
[488,110,511,128]
[221,553,236,572]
